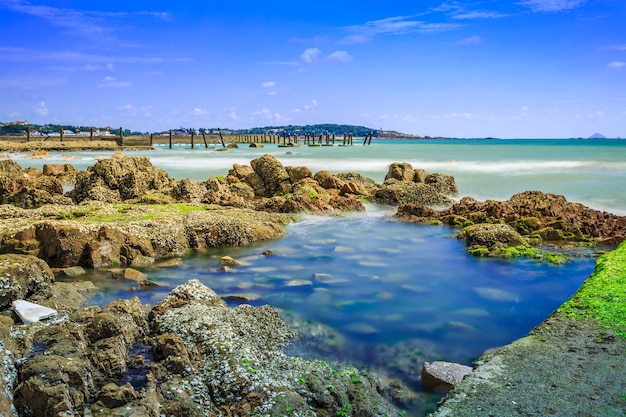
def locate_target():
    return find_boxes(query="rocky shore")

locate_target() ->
[0,152,625,416]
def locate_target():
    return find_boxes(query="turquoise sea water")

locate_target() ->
[13,138,625,415]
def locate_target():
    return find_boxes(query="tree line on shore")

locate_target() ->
[1,122,419,138]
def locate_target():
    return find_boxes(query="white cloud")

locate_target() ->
[251,108,286,123]
[608,61,626,69]
[300,48,323,64]
[605,44,626,51]
[518,0,586,12]
[457,36,483,45]
[97,75,131,88]
[119,104,136,116]
[267,91,278,96]
[192,107,208,116]
[326,51,353,63]
[33,101,48,116]
[303,100,318,110]
[261,81,276,88]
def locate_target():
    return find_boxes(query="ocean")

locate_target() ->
[13,138,626,415]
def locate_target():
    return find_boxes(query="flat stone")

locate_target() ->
[12,299,58,324]
[223,293,262,302]
[124,268,148,282]
[421,361,473,393]
[61,266,87,277]
[153,257,183,268]
[220,256,241,267]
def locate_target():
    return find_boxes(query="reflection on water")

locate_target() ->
[76,206,595,416]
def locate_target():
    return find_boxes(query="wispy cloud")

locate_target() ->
[326,51,353,63]
[608,61,626,69]
[261,81,276,88]
[457,35,484,46]
[97,75,130,88]
[603,44,626,51]
[518,0,587,12]
[0,46,190,64]
[452,11,508,20]
[341,35,371,45]
[0,0,169,42]
[345,15,461,36]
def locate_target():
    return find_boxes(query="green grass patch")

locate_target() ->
[558,241,626,338]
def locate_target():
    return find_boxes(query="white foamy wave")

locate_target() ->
[403,160,626,175]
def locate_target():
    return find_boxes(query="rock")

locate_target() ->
[170,178,207,202]
[385,162,416,182]
[1,205,289,268]
[286,166,312,183]
[153,257,183,268]
[154,333,193,375]
[432,191,626,247]
[228,163,254,181]
[95,382,137,408]
[336,172,379,194]
[314,170,345,189]
[0,254,55,310]
[340,181,368,196]
[124,268,148,282]
[375,179,453,206]
[425,173,459,196]
[12,299,58,324]
[220,255,241,267]
[70,155,172,203]
[61,265,86,277]
[458,223,526,256]
[421,361,473,393]
[149,279,227,326]
[249,154,291,197]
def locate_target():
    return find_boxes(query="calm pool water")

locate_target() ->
[77,204,596,416]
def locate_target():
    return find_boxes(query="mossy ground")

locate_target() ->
[56,203,211,222]
[559,241,626,338]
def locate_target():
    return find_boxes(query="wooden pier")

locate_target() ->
[1,126,377,150]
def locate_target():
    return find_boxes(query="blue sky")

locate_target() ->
[0,0,624,138]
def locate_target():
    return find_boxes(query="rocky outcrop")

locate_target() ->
[458,223,527,257]
[0,254,55,310]
[398,191,626,248]
[70,153,173,203]
[2,278,401,417]
[375,162,458,206]
[0,160,71,208]
[0,204,291,268]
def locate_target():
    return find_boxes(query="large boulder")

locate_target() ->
[385,162,416,182]
[249,154,291,197]
[376,179,453,206]
[458,223,527,256]
[70,154,172,203]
